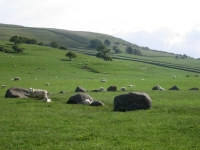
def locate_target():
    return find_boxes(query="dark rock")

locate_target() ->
[66,93,93,104]
[5,87,30,98]
[107,86,117,91]
[189,87,199,90]
[75,86,88,92]
[168,86,180,90]
[114,92,152,111]
[152,86,159,90]
[59,90,66,93]
[90,100,104,106]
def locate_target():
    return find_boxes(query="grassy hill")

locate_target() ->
[0,42,200,149]
[0,23,178,57]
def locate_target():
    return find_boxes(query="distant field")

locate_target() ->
[0,42,200,149]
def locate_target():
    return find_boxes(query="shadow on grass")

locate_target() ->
[60,59,71,61]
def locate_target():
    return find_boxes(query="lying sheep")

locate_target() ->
[1,85,7,88]
[120,87,126,91]
[101,78,106,82]
[29,88,49,100]
[128,84,135,87]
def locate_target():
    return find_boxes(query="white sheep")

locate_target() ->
[101,78,106,82]
[46,83,50,86]
[29,88,48,100]
[173,76,176,79]
[83,99,92,105]
[1,85,7,88]
[128,84,135,87]
[120,87,126,91]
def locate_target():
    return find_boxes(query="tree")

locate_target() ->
[49,41,58,48]
[12,45,23,53]
[96,44,112,61]
[65,51,77,61]
[115,49,122,53]
[104,39,111,46]
[59,46,67,50]
[89,39,103,48]
[126,47,133,54]
[10,36,22,45]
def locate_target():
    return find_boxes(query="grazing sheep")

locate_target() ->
[128,84,135,87]
[156,84,165,91]
[173,76,176,79]
[46,83,50,86]
[1,85,7,88]
[14,77,21,81]
[120,87,126,91]
[83,99,92,105]
[101,79,106,82]
[29,88,48,100]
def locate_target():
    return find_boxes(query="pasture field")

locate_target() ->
[0,42,200,149]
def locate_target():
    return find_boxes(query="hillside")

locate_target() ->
[0,23,175,57]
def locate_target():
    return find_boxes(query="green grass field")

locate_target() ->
[0,41,200,149]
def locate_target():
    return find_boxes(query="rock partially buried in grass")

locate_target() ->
[189,87,199,90]
[168,85,180,90]
[75,86,88,92]
[107,86,117,91]
[90,100,105,106]
[5,87,30,98]
[113,92,152,111]
[66,93,93,104]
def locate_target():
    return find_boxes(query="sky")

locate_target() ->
[1,0,200,58]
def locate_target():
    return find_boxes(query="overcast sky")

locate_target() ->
[1,0,200,58]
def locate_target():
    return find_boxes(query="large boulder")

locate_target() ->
[114,92,152,111]
[107,86,117,91]
[189,87,199,90]
[75,86,88,92]
[168,85,180,90]
[5,87,30,98]
[66,93,93,104]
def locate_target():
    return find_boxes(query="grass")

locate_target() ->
[0,41,200,149]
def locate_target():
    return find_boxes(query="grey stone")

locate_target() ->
[5,87,30,98]
[114,92,152,111]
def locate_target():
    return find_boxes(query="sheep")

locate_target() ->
[46,83,50,86]
[128,84,135,87]
[101,79,106,82]
[1,85,7,88]
[14,77,21,81]
[156,84,165,91]
[83,99,92,105]
[120,87,126,91]
[29,88,49,100]
[173,76,176,79]
[13,65,16,67]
